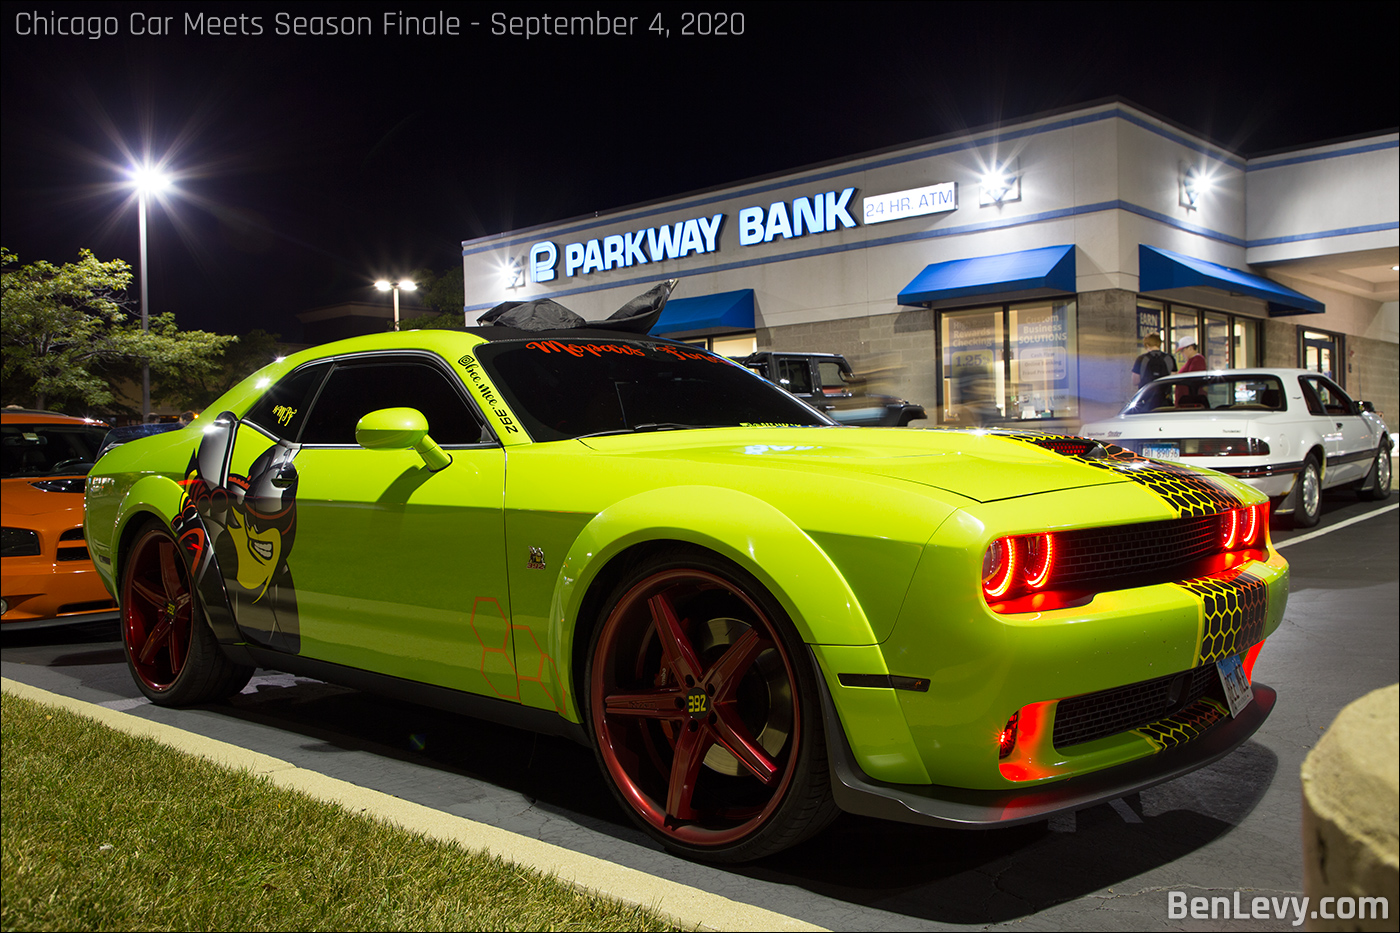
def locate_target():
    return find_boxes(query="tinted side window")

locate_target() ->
[299,359,486,446]
[244,362,330,441]
[776,358,812,394]
[1298,378,1325,416]
[816,360,850,396]
[1312,377,1354,415]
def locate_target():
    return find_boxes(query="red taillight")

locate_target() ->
[998,711,1019,759]
[1220,503,1269,552]
[1221,509,1239,549]
[983,537,1018,599]
[1025,533,1055,589]
[983,533,1061,603]
[1240,503,1259,545]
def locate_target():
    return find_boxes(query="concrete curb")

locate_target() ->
[2,677,825,933]
[1301,682,1400,932]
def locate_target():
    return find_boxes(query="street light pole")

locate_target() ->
[138,184,150,421]
[375,279,417,331]
[131,166,169,422]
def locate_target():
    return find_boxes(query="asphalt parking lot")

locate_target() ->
[3,492,1396,932]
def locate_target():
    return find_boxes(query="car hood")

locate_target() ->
[1081,411,1267,441]
[577,427,1129,503]
[0,476,86,518]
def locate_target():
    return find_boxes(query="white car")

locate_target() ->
[1081,368,1391,527]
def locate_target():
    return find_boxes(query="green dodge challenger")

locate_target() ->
[84,302,1288,862]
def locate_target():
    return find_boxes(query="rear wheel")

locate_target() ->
[586,547,836,862]
[1291,458,1322,528]
[121,522,252,704]
[1359,443,1391,501]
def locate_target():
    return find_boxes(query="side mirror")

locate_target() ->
[355,407,452,471]
[1358,400,1376,414]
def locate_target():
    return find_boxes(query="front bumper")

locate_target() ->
[818,669,1275,827]
[1,558,118,628]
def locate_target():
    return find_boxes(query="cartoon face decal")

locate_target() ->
[172,411,301,653]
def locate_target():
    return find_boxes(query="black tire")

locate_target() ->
[1291,457,1322,529]
[585,545,838,862]
[120,522,253,705]
[1358,442,1392,502]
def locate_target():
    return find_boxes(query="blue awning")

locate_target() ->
[897,244,1076,307]
[1139,245,1323,316]
[651,289,755,337]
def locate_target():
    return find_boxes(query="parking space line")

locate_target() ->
[1275,504,1398,550]
[2,677,826,933]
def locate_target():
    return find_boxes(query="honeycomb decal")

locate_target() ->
[1177,567,1269,666]
[1135,697,1227,751]
[991,431,1244,518]
[466,596,569,714]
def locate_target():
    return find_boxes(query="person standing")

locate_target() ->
[1174,335,1207,405]
[1176,335,1206,374]
[1131,333,1176,388]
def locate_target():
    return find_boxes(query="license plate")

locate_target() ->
[1216,653,1253,717]
[1142,443,1180,460]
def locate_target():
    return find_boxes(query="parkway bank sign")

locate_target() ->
[528,182,957,283]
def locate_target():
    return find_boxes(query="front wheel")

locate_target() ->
[1292,458,1322,528]
[121,522,252,705]
[1359,443,1391,501]
[586,547,836,862]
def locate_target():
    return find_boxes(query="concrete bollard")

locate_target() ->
[1301,683,1399,931]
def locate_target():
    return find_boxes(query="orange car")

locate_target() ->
[2,409,118,630]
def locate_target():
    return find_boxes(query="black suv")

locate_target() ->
[740,352,926,427]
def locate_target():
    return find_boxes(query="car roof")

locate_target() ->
[1,409,108,426]
[1147,368,1316,383]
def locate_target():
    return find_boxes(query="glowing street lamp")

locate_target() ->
[129,165,170,421]
[375,279,417,331]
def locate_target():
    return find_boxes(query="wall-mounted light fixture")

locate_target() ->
[502,256,525,289]
[1180,164,1213,210]
[979,162,1021,206]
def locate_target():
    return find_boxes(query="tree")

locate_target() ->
[1,248,235,413]
[150,328,288,412]
[417,265,464,316]
[395,265,467,331]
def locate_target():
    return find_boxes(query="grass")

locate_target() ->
[1,692,678,932]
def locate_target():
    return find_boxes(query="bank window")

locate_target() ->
[1137,299,1165,342]
[683,332,757,359]
[1162,304,1259,370]
[938,300,1077,425]
[1204,312,1231,371]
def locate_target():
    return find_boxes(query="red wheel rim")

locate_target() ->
[122,529,194,692]
[592,569,800,848]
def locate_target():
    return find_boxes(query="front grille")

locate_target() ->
[1052,515,1222,588]
[2,527,41,558]
[1054,664,1221,749]
[56,546,90,562]
[60,527,86,541]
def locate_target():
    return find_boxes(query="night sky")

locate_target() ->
[3,1,1397,341]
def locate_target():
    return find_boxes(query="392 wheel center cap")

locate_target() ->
[686,687,710,719]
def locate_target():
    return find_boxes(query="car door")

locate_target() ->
[275,354,514,697]
[1300,375,1375,485]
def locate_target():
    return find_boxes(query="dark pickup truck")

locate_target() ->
[740,351,926,427]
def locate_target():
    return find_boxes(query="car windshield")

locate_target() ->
[471,338,834,441]
[2,422,111,478]
[1121,375,1287,415]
